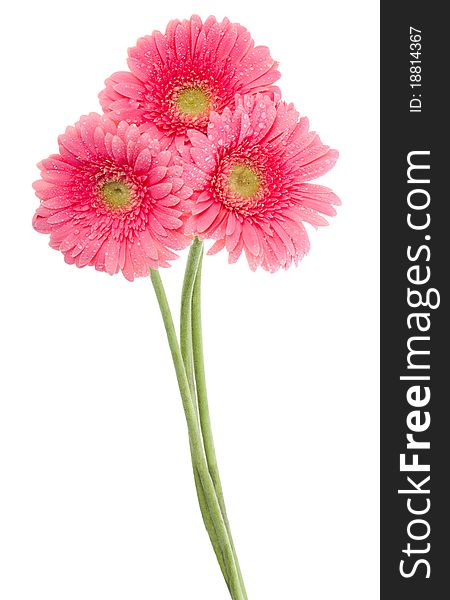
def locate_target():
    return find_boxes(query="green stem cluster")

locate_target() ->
[150,238,247,600]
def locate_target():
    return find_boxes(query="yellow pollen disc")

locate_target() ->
[177,87,210,116]
[101,180,131,208]
[229,164,260,198]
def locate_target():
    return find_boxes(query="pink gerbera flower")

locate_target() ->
[99,15,280,150]
[32,113,192,280]
[181,94,340,272]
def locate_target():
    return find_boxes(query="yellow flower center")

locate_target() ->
[100,180,131,208]
[229,165,260,198]
[177,87,210,116]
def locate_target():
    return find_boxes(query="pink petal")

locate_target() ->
[242,221,260,256]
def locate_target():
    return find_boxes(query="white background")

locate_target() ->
[0,1,379,598]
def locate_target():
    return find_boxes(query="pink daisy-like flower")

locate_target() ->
[99,15,280,150]
[181,94,340,272]
[32,113,192,281]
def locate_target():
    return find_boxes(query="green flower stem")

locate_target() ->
[150,268,244,600]
[192,465,231,591]
[192,253,248,600]
[180,239,203,410]
[180,239,232,589]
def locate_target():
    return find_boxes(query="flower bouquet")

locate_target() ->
[32,15,339,599]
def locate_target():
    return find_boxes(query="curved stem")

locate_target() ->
[180,239,203,406]
[150,269,244,600]
[181,239,230,585]
[192,459,231,590]
[181,239,238,592]
[192,254,248,599]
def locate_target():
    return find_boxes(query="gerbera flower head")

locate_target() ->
[99,15,280,149]
[32,113,193,281]
[181,93,340,272]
